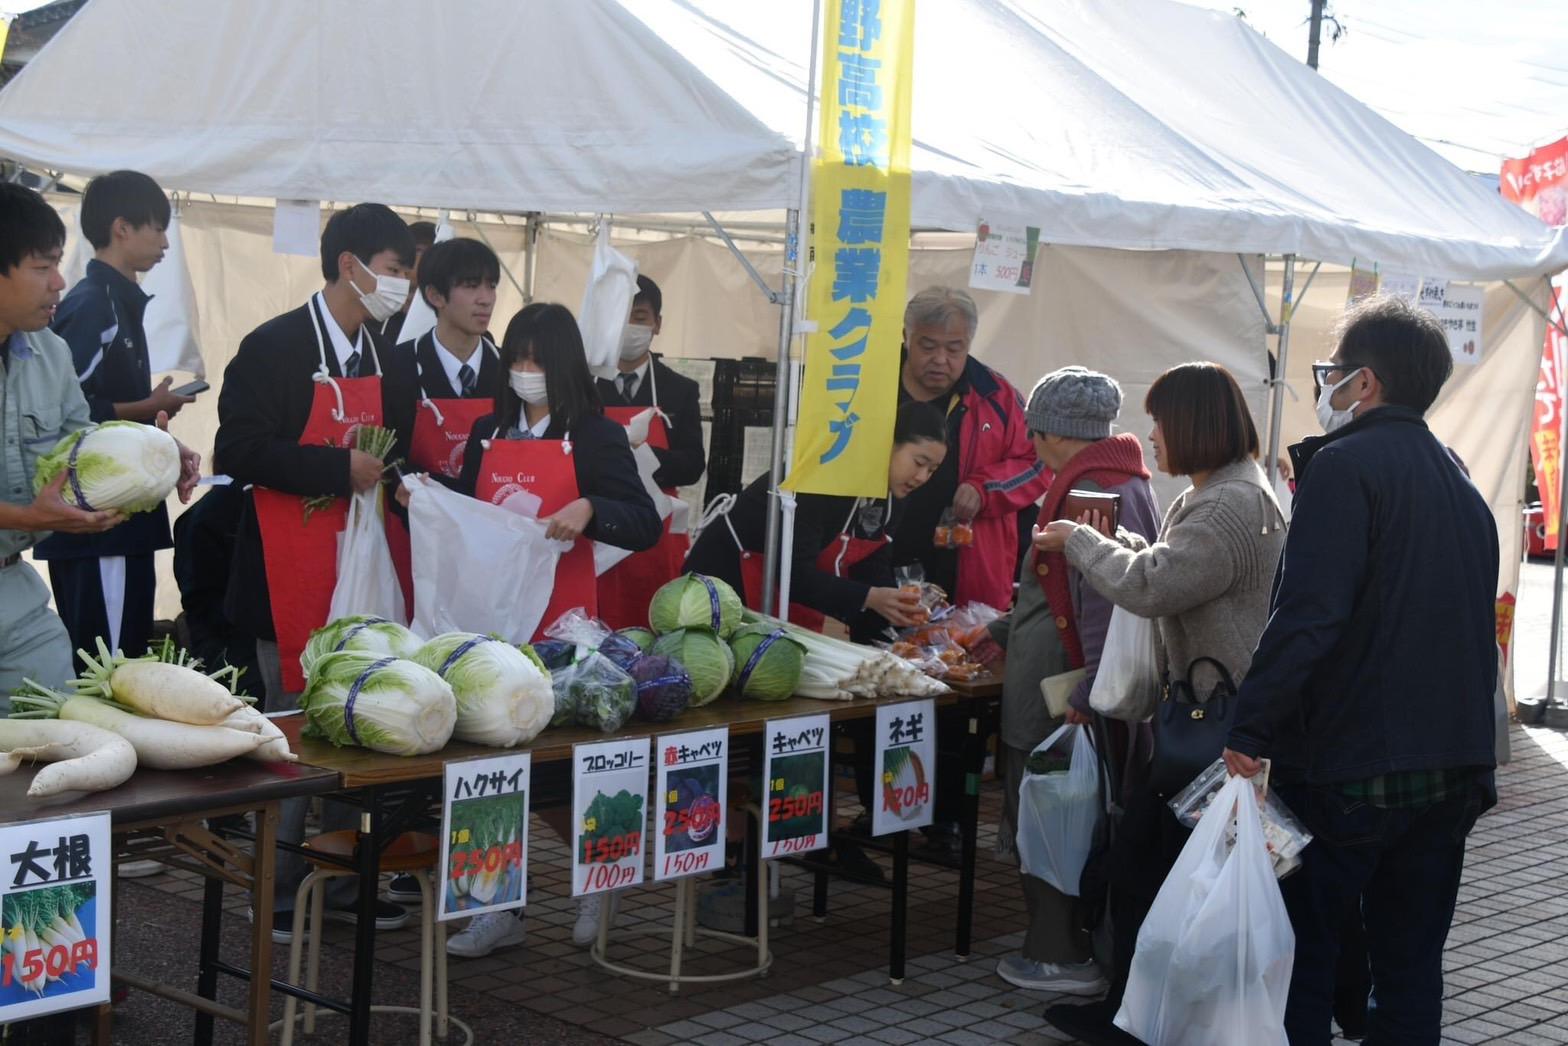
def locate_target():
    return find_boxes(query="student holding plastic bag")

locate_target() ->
[1031,363,1284,1043]
[991,367,1160,996]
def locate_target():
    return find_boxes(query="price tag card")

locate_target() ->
[969,219,1041,295]
[0,811,111,1021]
[762,715,831,858]
[873,699,936,836]
[571,738,651,897]
[653,727,729,881]
[437,753,530,922]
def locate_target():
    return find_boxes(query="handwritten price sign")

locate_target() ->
[762,715,831,858]
[571,738,652,898]
[654,727,729,881]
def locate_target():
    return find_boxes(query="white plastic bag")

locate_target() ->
[1089,606,1160,721]
[577,221,638,381]
[405,476,570,643]
[1116,775,1294,1046]
[1015,724,1102,896]
[593,439,674,576]
[328,488,406,624]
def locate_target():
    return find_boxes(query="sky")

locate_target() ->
[1183,0,1568,172]
[3,0,1565,174]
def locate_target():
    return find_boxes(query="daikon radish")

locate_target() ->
[12,684,265,770]
[73,639,243,726]
[218,706,297,762]
[0,720,137,797]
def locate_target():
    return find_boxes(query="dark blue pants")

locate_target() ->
[1275,778,1490,1046]
[46,553,156,668]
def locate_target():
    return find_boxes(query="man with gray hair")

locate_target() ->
[892,286,1046,609]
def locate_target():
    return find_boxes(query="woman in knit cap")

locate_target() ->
[1032,361,1286,1044]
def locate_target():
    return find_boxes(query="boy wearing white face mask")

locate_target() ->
[596,275,706,490]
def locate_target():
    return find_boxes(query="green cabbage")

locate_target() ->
[728,624,806,701]
[32,420,180,514]
[302,615,421,679]
[617,627,658,652]
[651,628,734,706]
[412,633,554,747]
[650,574,743,638]
[299,652,456,755]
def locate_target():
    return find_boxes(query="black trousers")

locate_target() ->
[47,553,157,668]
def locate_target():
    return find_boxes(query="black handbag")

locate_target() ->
[1149,656,1238,796]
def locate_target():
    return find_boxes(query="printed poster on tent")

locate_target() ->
[0,811,111,1021]
[438,753,530,922]
[969,219,1041,295]
[762,715,832,858]
[1417,281,1485,366]
[571,738,651,897]
[873,700,936,836]
[653,727,728,880]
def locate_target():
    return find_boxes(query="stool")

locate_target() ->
[277,830,468,1046]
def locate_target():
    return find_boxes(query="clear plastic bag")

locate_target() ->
[1116,776,1294,1046]
[1015,724,1102,896]
[1168,758,1313,878]
[549,651,636,733]
[1088,605,1160,721]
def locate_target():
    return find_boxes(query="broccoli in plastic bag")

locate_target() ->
[550,650,636,733]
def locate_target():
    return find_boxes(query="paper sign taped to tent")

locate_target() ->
[1379,273,1421,304]
[970,220,1041,295]
[272,200,321,257]
[1418,281,1484,366]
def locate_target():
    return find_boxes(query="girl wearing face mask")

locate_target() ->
[455,303,662,630]
[683,400,949,640]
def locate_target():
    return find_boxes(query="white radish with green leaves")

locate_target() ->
[73,638,244,726]
[12,683,266,770]
[0,719,137,796]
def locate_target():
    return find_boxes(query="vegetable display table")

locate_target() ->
[0,758,338,1046]
[278,684,1001,1044]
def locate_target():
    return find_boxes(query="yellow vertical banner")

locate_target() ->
[783,0,914,496]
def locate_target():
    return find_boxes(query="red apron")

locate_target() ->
[474,434,595,638]
[254,310,384,693]
[595,408,689,629]
[736,499,888,631]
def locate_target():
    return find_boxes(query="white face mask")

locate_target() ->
[1315,367,1364,434]
[619,323,654,362]
[509,369,549,406]
[350,256,410,324]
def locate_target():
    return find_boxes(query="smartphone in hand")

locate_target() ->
[171,380,210,397]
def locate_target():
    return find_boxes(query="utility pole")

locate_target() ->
[1307,0,1326,69]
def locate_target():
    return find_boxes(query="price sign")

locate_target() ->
[437,752,530,922]
[762,715,831,858]
[0,811,111,1021]
[872,700,936,836]
[969,219,1041,295]
[653,727,729,881]
[1417,280,1485,366]
[571,738,651,897]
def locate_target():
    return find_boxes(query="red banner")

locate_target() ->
[1502,137,1568,550]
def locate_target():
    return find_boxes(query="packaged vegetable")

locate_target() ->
[550,652,636,733]
[532,639,577,672]
[629,654,694,722]
[1167,758,1313,878]
[544,607,640,671]
[650,628,734,706]
[649,573,744,638]
[728,625,806,701]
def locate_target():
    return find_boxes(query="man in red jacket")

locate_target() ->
[891,286,1047,608]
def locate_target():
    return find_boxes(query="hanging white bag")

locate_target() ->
[577,220,638,382]
[1015,723,1102,895]
[405,476,570,643]
[1088,606,1161,721]
[328,488,407,624]
[1115,775,1294,1046]
[593,433,674,576]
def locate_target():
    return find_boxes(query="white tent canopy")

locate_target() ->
[1,0,1564,280]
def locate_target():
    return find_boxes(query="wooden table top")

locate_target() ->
[0,757,339,830]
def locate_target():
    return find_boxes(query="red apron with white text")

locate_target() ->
[475,436,595,637]
[737,506,888,631]
[596,408,688,628]
[254,375,383,693]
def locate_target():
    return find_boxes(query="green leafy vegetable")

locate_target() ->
[412,633,554,747]
[299,652,456,755]
[728,624,806,701]
[31,420,180,514]
[302,615,420,679]
[649,574,743,638]
[650,628,734,706]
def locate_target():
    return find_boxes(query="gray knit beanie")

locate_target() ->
[1027,366,1122,439]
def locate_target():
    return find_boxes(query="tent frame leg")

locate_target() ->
[1264,255,1297,486]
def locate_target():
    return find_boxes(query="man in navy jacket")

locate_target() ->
[1225,295,1498,1045]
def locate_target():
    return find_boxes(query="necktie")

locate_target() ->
[458,363,476,396]
[620,372,637,402]
[343,350,361,379]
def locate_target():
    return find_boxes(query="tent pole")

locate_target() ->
[1503,278,1568,339]
[1265,255,1297,486]
[1541,451,1568,723]
[523,212,541,305]
[760,208,802,615]
[1238,254,1282,335]
[702,211,782,305]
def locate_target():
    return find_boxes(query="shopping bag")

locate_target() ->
[405,476,570,643]
[1015,724,1102,896]
[594,441,674,575]
[327,487,407,625]
[1088,605,1160,721]
[577,221,638,381]
[1115,775,1294,1046]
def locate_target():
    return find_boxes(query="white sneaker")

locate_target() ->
[118,859,162,879]
[996,955,1108,995]
[446,911,526,959]
[572,890,620,946]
